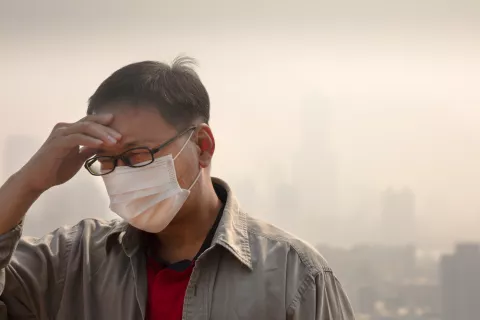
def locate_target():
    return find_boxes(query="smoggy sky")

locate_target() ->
[1,0,479,247]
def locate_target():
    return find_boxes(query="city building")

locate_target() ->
[440,243,480,320]
[380,187,416,245]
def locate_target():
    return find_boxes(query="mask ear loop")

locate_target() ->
[173,129,202,190]
[188,169,202,191]
[173,130,195,161]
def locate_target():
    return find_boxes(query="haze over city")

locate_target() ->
[1,0,479,249]
[2,1,480,319]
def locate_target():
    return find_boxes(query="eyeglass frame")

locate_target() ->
[84,125,196,176]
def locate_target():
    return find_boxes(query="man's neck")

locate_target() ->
[152,179,222,264]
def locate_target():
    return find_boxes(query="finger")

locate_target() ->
[52,114,113,135]
[98,124,122,141]
[53,122,71,130]
[61,121,120,146]
[62,123,121,143]
[50,122,72,138]
[59,133,104,149]
[80,113,115,126]
[78,146,98,160]
[66,147,99,169]
[78,118,122,140]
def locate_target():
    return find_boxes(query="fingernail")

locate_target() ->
[107,136,117,144]
[111,131,122,139]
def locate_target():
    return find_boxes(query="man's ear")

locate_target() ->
[196,124,215,168]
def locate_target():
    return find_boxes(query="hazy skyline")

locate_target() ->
[1,0,479,247]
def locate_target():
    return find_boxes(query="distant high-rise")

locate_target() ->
[292,97,338,244]
[440,243,480,320]
[271,182,301,233]
[380,187,416,245]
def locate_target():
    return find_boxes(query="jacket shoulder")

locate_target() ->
[246,214,331,275]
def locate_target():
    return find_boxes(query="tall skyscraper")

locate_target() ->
[270,182,301,234]
[292,97,338,244]
[380,187,416,245]
[440,243,480,320]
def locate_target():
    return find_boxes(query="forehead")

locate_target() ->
[98,103,177,145]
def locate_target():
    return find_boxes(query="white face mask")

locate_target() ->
[102,133,201,233]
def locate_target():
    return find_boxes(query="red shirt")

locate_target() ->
[146,257,194,320]
[146,185,226,320]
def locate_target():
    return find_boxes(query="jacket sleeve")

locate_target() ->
[287,271,356,320]
[0,223,76,320]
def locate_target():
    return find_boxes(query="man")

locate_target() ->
[0,57,355,319]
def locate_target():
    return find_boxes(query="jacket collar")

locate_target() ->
[105,177,252,270]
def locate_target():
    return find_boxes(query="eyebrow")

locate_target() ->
[123,137,165,147]
[95,140,156,155]
[123,141,144,148]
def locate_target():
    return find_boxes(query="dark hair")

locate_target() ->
[87,56,210,129]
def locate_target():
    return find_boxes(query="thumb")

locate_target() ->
[78,147,98,162]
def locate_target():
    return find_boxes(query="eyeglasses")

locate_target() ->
[84,126,196,176]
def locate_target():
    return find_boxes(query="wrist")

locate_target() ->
[10,169,47,198]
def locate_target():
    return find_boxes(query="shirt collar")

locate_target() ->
[105,177,253,270]
[209,177,252,270]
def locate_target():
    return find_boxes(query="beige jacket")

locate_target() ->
[0,178,355,320]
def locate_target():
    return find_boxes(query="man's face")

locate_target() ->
[95,103,204,190]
